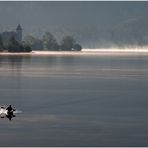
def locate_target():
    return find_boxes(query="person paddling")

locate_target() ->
[6,105,15,115]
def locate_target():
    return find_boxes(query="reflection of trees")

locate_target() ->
[6,55,31,69]
[0,55,30,69]
[0,56,5,67]
[7,56,23,70]
[0,56,23,68]
[46,56,57,66]
[37,56,77,74]
[46,56,76,66]
[7,56,23,90]
[6,56,31,90]
[59,56,75,64]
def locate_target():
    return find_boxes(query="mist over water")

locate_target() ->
[0,53,148,146]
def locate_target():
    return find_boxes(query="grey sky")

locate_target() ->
[0,1,148,40]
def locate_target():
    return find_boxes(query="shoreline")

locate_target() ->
[0,49,148,56]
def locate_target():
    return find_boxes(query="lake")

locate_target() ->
[0,52,148,146]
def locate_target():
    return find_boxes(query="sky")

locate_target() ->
[0,1,147,35]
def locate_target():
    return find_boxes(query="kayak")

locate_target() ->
[0,107,22,119]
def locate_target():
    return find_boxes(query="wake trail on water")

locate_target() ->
[14,110,22,114]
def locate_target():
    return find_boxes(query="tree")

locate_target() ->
[0,35,4,52]
[8,36,24,52]
[24,35,43,50]
[8,36,32,52]
[10,36,19,46]
[73,44,82,51]
[42,32,59,51]
[23,45,32,52]
[60,36,76,51]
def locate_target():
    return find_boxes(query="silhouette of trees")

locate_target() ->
[8,36,32,52]
[73,43,82,51]
[60,36,82,51]
[24,35,43,50]
[23,44,32,52]
[43,32,59,51]
[24,33,82,51]
[0,27,82,52]
[60,36,76,51]
[0,35,4,52]
[8,36,23,52]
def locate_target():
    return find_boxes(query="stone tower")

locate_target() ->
[16,24,22,42]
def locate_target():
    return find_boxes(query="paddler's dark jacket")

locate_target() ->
[6,106,13,112]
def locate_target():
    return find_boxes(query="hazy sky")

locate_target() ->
[0,1,148,37]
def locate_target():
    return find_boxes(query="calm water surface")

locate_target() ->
[0,54,148,146]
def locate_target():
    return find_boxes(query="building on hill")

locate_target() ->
[1,24,22,45]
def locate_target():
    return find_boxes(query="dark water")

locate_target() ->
[0,54,148,146]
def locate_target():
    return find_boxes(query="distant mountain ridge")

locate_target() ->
[71,16,148,48]
[110,16,148,46]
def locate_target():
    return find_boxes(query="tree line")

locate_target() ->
[24,32,82,51]
[0,32,82,52]
[0,35,32,52]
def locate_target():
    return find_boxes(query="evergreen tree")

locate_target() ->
[0,35,4,52]
[73,44,82,51]
[24,35,43,50]
[8,36,31,52]
[60,36,76,51]
[43,32,59,51]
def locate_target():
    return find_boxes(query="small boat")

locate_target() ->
[0,106,22,120]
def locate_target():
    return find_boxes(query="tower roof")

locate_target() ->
[16,24,22,30]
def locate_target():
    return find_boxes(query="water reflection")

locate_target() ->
[0,54,148,146]
[1,113,16,121]
[7,56,23,69]
[58,56,75,64]
[0,55,31,68]
[6,114,16,121]
[0,56,32,101]
[42,56,76,69]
